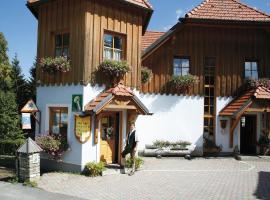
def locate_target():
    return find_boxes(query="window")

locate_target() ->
[204,58,216,138]
[173,57,190,76]
[49,107,68,137]
[55,33,69,58]
[103,33,124,61]
[245,61,258,79]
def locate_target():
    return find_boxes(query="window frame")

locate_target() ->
[54,32,70,58]
[49,107,69,138]
[244,60,259,80]
[173,56,190,76]
[103,31,126,61]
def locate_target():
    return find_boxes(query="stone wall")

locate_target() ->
[18,153,40,182]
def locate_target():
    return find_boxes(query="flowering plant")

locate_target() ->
[39,57,71,74]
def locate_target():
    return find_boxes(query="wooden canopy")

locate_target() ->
[219,86,270,147]
[84,84,150,115]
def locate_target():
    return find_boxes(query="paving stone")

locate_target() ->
[37,157,270,200]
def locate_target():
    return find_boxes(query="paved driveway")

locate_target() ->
[38,157,270,200]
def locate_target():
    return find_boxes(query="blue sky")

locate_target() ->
[1,0,270,78]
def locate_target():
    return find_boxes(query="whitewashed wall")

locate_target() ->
[36,84,104,168]
[135,92,204,152]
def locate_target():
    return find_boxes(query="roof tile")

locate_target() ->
[186,0,270,22]
[142,31,165,51]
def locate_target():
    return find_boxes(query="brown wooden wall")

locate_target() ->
[36,0,144,88]
[142,24,270,97]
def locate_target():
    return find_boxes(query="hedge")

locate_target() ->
[0,139,25,155]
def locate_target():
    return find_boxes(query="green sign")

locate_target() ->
[72,94,83,112]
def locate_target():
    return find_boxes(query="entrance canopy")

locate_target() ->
[219,86,270,147]
[84,84,150,115]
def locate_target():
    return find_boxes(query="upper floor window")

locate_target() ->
[103,33,124,61]
[55,33,69,58]
[245,61,258,79]
[173,57,190,76]
[49,107,68,138]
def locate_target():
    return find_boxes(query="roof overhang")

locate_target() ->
[26,0,153,33]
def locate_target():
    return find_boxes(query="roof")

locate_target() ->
[142,0,270,59]
[84,83,150,115]
[28,0,152,9]
[142,31,165,51]
[17,138,43,154]
[21,99,39,113]
[185,0,270,22]
[219,87,270,117]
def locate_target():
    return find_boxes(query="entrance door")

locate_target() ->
[240,115,257,154]
[100,113,120,164]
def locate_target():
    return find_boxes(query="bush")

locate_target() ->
[36,134,68,159]
[170,74,199,92]
[40,57,71,74]
[98,60,130,83]
[0,139,25,155]
[83,162,106,177]
[125,157,144,170]
[23,180,37,187]
[141,67,153,84]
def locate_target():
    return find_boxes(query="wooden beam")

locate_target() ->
[229,116,242,148]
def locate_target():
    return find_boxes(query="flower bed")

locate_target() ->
[36,134,68,160]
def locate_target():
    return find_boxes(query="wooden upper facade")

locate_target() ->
[142,0,270,97]
[27,0,152,88]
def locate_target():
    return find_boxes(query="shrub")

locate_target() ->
[97,60,130,83]
[170,74,199,92]
[141,67,153,84]
[39,57,71,74]
[83,162,106,177]
[23,180,37,187]
[36,134,68,159]
[0,139,25,155]
[125,157,144,170]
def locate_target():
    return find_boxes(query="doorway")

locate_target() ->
[240,115,257,154]
[100,112,120,164]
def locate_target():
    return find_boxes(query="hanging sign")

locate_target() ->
[22,113,31,130]
[21,99,39,113]
[75,115,91,143]
[72,95,83,112]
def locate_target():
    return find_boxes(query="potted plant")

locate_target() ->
[39,56,71,75]
[141,67,153,84]
[97,60,130,85]
[169,74,199,93]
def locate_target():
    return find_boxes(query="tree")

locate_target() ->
[0,32,24,140]
[11,54,29,109]
[0,32,12,91]
[27,59,37,102]
[0,91,23,139]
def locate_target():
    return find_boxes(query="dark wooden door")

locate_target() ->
[240,115,257,154]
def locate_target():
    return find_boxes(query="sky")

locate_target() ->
[1,0,270,78]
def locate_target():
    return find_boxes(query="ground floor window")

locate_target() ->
[49,107,68,138]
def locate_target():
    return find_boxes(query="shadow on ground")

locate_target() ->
[254,171,270,200]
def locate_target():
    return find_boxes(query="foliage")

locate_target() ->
[0,91,24,140]
[27,61,37,101]
[153,140,191,149]
[0,139,25,155]
[141,67,153,84]
[39,57,71,74]
[170,74,199,92]
[0,32,12,91]
[36,134,68,159]
[97,60,130,83]
[23,180,37,187]
[245,78,270,89]
[83,162,106,177]
[258,134,270,146]
[8,176,19,184]
[125,157,144,170]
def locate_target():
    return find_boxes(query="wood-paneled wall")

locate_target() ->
[36,0,143,88]
[142,24,270,97]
